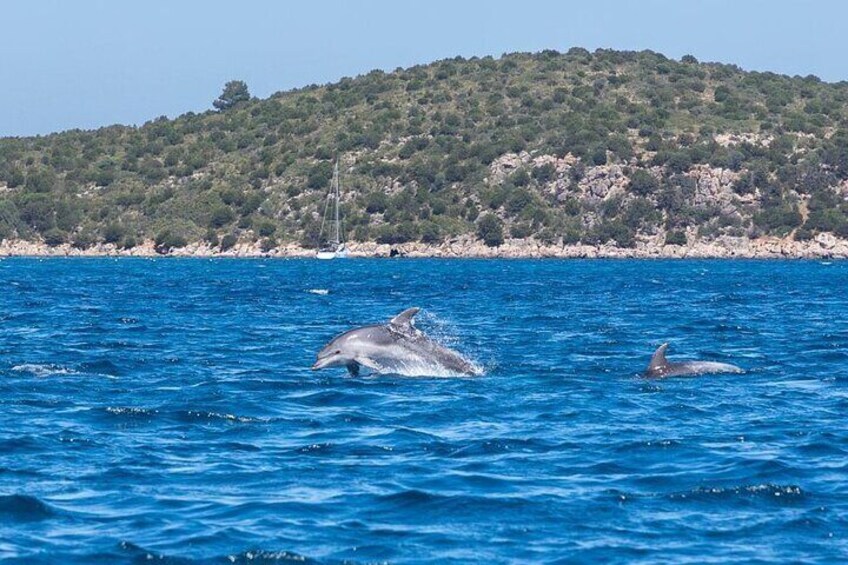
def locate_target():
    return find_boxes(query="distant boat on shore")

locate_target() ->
[316,160,348,260]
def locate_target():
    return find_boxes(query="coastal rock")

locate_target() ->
[815,232,837,249]
[4,234,848,259]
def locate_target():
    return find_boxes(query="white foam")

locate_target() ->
[377,359,485,378]
[9,363,118,379]
[11,364,78,377]
[308,289,329,295]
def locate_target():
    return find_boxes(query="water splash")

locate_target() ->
[11,363,78,377]
[374,358,485,378]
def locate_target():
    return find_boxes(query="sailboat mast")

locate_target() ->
[333,160,340,245]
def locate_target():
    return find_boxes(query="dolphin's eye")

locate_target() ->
[335,350,341,354]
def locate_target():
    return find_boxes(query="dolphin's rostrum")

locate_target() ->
[312,307,481,376]
[645,343,743,378]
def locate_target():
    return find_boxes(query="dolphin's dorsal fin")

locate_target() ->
[648,343,670,372]
[389,307,420,332]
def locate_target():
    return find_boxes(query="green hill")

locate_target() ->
[2,48,848,253]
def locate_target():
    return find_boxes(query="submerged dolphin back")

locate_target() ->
[645,343,743,378]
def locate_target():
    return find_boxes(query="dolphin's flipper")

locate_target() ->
[354,356,384,373]
[648,343,670,373]
[389,307,420,332]
[346,363,360,377]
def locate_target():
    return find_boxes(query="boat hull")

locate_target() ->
[316,245,348,260]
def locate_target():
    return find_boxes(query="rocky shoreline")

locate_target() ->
[2,233,848,259]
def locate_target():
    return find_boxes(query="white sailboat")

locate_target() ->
[316,160,348,260]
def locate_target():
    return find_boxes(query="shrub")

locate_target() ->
[803,206,848,235]
[374,223,416,244]
[307,162,333,189]
[260,237,277,252]
[590,144,608,165]
[154,229,187,253]
[532,163,556,183]
[43,228,66,247]
[72,231,95,249]
[665,230,687,245]
[220,233,238,251]
[365,191,389,213]
[509,169,530,187]
[256,219,277,237]
[419,221,442,243]
[25,169,56,193]
[628,170,659,196]
[102,223,125,244]
[510,222,532,239]
[794,227,813,241]
[585,220,635,247]
[209,206,236,228]
[753,204,802,234]
[120,235,137,249]
[666,151,693,173]
[5,167,24,188]
[477,213,504,247]
[623,198,661,229]
[505,189,532,215]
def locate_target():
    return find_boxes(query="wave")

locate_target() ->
[79,359,122,376]
[0,494,56,521]
[307,288,329,295]
[449,437,554,458]
[374,489,531,516]
[111,542,320,564]
[225,549,321,564]
[103,407,265,424]
[294,442,335,455]
[104,406,158,417]
[177,410,265,424]
[668,484,805,502]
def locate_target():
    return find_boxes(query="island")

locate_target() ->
[2,48,848,258]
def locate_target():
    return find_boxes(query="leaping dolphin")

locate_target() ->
[312,308,481,377]
[645,343,743,378]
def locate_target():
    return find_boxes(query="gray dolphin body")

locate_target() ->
[645,343,743,378]
[312,308,480,376]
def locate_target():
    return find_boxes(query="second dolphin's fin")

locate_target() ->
[648,343,670,374]
[389,307,420,333]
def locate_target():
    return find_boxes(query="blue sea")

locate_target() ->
[1,258,847,563]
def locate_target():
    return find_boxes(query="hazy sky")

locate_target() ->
[2,0,846,136]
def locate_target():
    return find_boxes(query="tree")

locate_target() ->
[477,213,504,247]
[213,80,250,111]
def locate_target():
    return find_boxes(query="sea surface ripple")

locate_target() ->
[0,258,846,563]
